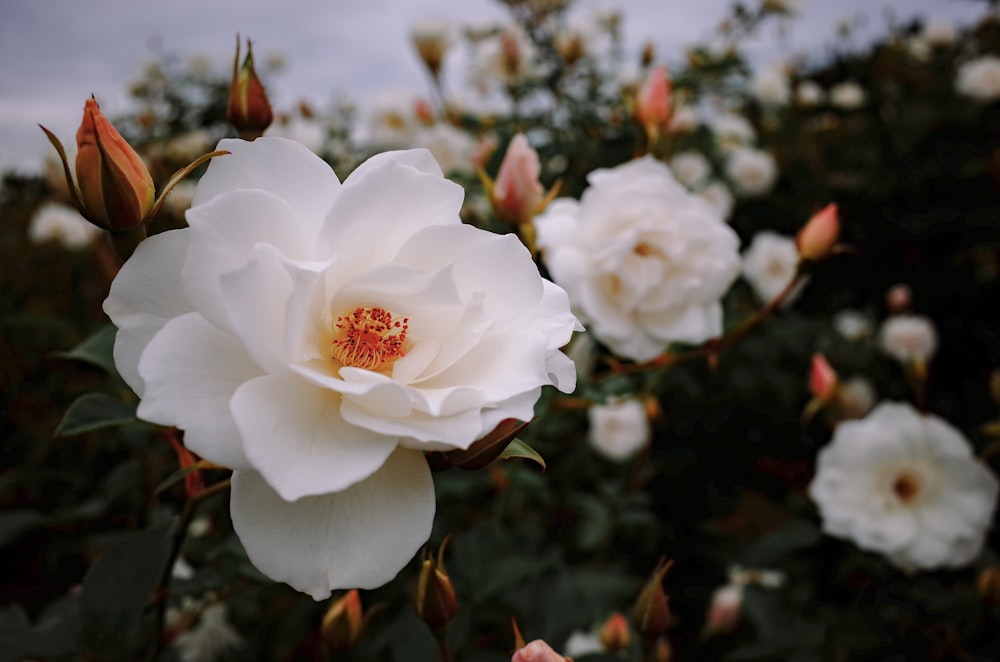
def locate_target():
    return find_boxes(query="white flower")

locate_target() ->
[751,64,791,106]
[265,115,327,154]
[809,402,999,571]
[833,309,873,341]
[878,314,938,364]
[956,55,1000,103]
[365,92,419,149]
[829,80,866,110]
[835,376,876,420]
[411,123,478,176]
[740,231,801,304]
[669,151,712,189]
[922,21,957,47]
[104,138,578,599]
[534,157,741,361]
[174,603,242,662]
[588,399,649,461]
[710,113,756,152]
[697,180,735,221]
[795,81,825,107]
[28,202,102,249]
[669,105,700,133]
[163,180,198,216]
[470,24,537,88]
[563,630,604,657]
[725,147,778,197]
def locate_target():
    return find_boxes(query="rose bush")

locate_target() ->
[103,137,579,599]
[533,156,740,362]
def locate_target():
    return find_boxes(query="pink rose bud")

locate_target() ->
[493,134,544,226]
[809,354,838,402]
[599,613,631,653]
[885,283,912,314]
[320,589,364,651]
[75,98,155,231]
[414,541,459,634]
[227,36,274,139]
[636,65,671,140]
[795,203,840,262]
[703,584,743,636]
[511,640,570,662]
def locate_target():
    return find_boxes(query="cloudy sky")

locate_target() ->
[0,0,985,174]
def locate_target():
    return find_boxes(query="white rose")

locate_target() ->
[534,157,741,362]
[104,138,579,598]
[829,80,866,110]
[588,399,650,461]
[878,314,938,364]
[741,231,802,304]
[751,65,791,106]
[795,81,824,107]
[726,147,778,197]
[669,151,712,189]
[832,308,873,341]
[709,113,756,151]
[956,55,1000,103]
[412,123,479,176]
[28,202,102,250]
[809,402,999,571]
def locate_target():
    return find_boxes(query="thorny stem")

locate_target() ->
[145,478,232,661]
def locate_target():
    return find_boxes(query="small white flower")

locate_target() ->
[751,64,791,106]
[741,231,802,304]
[470,24,537,88]
[796,81,825,107]
[697,180,735,222]
[833,309,873,341]
[265,116,327,154]
[835,375,876,420]
[365,91,419,149]
[165,130,213,164]
[922,21,957,47]
[535,157,741,361]
[710,113,756,151]
[163,180,198,216]
[669,105,700,133]
[174,603,242,662]
[809,402,999,571]
[28,202,102,249]
[411,123,478,176]
[588,399,649,461]
[829,80,866,110]
[726,147,778,197]
[563,630,604,657]
[669,151,712,189]
[956,55,1000,103]
[878,314,938,364]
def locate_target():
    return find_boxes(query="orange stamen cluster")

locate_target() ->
[331,306,408,370]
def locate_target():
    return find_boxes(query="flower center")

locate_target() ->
[891,471,921,504]
[331,306,408,371]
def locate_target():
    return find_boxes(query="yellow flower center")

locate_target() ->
[331,306,408,370]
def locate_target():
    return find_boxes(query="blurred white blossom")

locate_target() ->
[751,63,791,106]
[412,123,478,176]
[697,180,735,221]
[829,80,866,110]
[741,231,801,304]
[28,202,101,249]
[669,151,712,189]
[726,147,778,197]
[833,309,873,341]
[588,399,650,461]
[795,80,825,107]
[956,55,1000,102]
[878,314,938,364]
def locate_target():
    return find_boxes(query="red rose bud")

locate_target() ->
[228,36,274,139]
[320,589,364,651]
[75,98,155,231]
[809,354,838,402]
[599,612,631,653]
[415,541,459,633]
[632,558,674,640]
[795,203,839,262]
[636,65,671,142]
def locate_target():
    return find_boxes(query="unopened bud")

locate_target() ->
[415,540,458,633]
[976,566,1000,605]
[491,134,544,226]
[500,28,523,80]
[703,584,742,636]
[641,42,655,67]
[632,558,673,640]
[885,283,913,314]
[75,98,155,231]
[228,36,274,139]
[599,613,631,653]
[809,354,838,402]
[635,66,671,143]
[795,203,840,262]
[411,19,453,79]
[511,640,570,662]
[321,590,364,651]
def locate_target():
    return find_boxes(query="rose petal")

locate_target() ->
[230,448,434,599]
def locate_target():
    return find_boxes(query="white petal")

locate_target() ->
[103,230,192,394]
[194,137,339,237]
[230,449,434,598]
[231,373,398,501]
[183,190,311,332]
[343,148,444,181]
[137,313,260,469]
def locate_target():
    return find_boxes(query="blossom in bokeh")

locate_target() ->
[833,309,873,341]
[669,151,711,189]
[725,147,778,197]
[750,63,791,106]
[740,231,802,304]
[410,18,454,78]
[697,180,734,221]
[366,92,419,149]
[588,398,650,461]
[472,24,536,89]
[412,123,479,176]
[535,157,740,361]
[795,80,824,107]
[809,402,998,571]
[829,80,866,110]
[834,375,876,420]
[172,602,242,662]
[28,202,102,249]
[710,113,756,151]
[669,105,700,133]
[878,314,938,364]
[104,138,578,598]
[956,55,1000,102]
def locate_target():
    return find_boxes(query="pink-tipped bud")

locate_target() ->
[885,283,912,314]
[415,541,458,634]
[320,590,364,652]
[75,98,155,231]
[228,37,274,139]
[795,203,840,262]
[636,65,671,140]
[809,354,838,402]
[632,558,674,640]
[511,640,570,662]
[493,134,544,226]
[599,613,631,653]
[703,584,742,636]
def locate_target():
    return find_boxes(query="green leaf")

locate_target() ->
[738,519,821,566]
[54,324,119,377]
[79,520,174,659]
[0,509,46,547]
[55,393,137,436]
[498,437,546,470]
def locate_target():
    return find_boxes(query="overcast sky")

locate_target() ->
[0,0,986,175]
